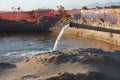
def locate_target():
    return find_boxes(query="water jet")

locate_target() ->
[53,24,69,51]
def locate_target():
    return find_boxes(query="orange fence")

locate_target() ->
[0,9,120,24]
[0,10,55,22]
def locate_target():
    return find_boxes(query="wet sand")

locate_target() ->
[0,48,120,80]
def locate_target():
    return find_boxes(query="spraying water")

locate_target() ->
[53,24,69,51]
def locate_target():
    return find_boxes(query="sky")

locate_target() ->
[0,0,120,11]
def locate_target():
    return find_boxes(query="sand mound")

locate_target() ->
[43,71,112,80]
[0,48,120,80]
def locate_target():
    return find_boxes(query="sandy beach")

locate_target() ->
[0,48,120,80]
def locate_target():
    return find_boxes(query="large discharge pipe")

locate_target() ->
[69,22,120,34]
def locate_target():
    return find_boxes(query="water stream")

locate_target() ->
[53,24,69,51]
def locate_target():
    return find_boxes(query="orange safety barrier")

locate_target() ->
[0,10,55,22]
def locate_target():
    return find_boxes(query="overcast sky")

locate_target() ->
[0,0,120,11]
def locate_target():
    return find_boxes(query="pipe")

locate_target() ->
[69,22,78,27]
[69,22,120,34]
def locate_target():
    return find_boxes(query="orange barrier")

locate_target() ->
[0,10,55,22]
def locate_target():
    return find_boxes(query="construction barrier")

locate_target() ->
[0,10,55,22]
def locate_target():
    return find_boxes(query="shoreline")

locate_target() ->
[50,28,120,51]
[65,27,120,46]
[0,32,120,51]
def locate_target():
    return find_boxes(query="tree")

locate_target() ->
[17,7,21,20]
[17,7,21,11]
[82,6,88,10]
[12,7,16,11]
[56,5,70,18]
[12,7,14,10]
[96,6,100,9]
[56,5,65,10]
[110,5,117,9]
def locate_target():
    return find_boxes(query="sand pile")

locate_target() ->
[0,48,120,80]
[42,71,112,80]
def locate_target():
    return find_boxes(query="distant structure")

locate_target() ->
[74,5,120,24]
